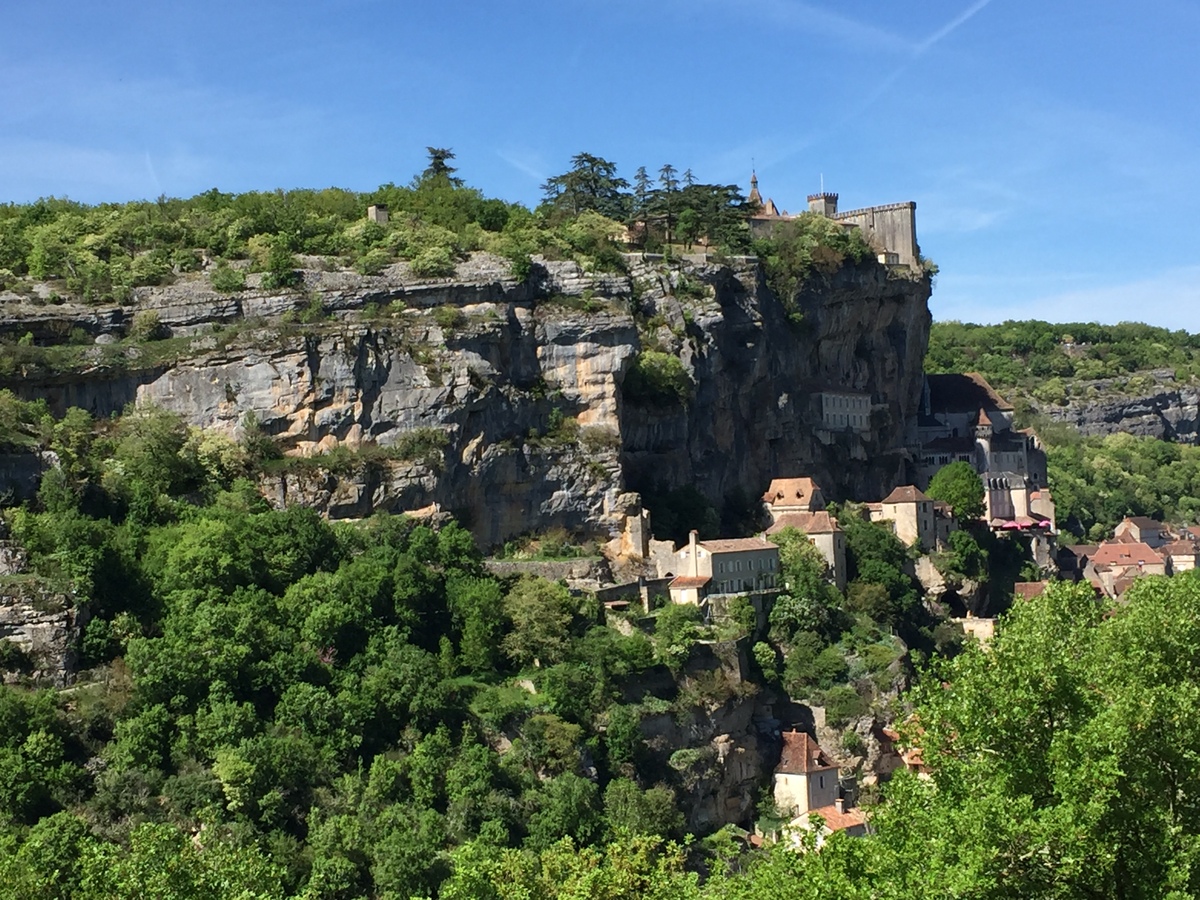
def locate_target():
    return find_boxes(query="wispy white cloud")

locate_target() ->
[765,0,997,169]
[681,0,909,53]
[913,0,994,56]
[0,62,336,201]
[496,148,549,184]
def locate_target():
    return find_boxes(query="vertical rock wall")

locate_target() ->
[1,254,932,547]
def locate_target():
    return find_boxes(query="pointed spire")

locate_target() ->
[748,170,762,206]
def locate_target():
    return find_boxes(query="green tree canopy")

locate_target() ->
[926,461,985,521]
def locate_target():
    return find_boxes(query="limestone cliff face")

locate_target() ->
[620,258,930,508]
[1,252,931,546]
[0,542,82,686]
[1035,377,1200,442]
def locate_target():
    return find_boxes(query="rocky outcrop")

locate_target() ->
[0,572,83,686]
[620,257,930,508]
[1036,376,1200,442]
[1,252,932,547]
[639,639,775,832]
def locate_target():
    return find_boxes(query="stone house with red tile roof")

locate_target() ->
[765,510,847,589]
[667,531,780,604]
[1113,516,1173,549]
[1087,541,1166,597]
[870,485,938,551]
[762,478,827,518]
[1163,539,1200,574]
[773,730,839,818]
[773,730,868,849]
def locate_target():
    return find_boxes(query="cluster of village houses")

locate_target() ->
[633,183,1197,846]
[1057,516,1200,598]
[649,372,1200,845]
[629,371,1061,844]
[658,371,1059,607]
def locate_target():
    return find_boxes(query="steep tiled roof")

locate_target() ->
[805,803,867,832]
[765,511,841,535]
[1092,541,1164,567]
[699,537,775,553]
[777,730,834,775]
[1121,516,1167,531]
[882,485,930,504]
[1112,575,1138,596]
[926,372,1014,414]
[1163,540,1200,556]
[762,477,822,506]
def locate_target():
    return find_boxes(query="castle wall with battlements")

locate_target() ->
[834,202,919,268]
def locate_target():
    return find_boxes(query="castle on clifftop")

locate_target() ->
[747,173,921,269]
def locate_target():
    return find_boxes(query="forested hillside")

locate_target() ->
[927,319,1200,400]
[4,155,1200,898]
[0,393,964,898]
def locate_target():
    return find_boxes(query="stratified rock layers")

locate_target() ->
[2,254,932,546]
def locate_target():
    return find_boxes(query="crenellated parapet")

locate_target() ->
[750,175,921,269]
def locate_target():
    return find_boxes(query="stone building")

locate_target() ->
[773,730,839,817]
[761,477,827,517]
[1113,516,1172,548]
[915,372,1054,530]
[762,478,845,587]
[667,531,780,604]
[747,174,921,269]
[869,485,937,551]
[774,729,867,848]
[765,510,847,589]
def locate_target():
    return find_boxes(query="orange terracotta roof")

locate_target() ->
[777,730,834,775]
[1013,581,1048,599]
[1164,540,1200,556]
[762,477,822,506]
[699,537,776,553]
[765,511,842,535]
[977,407,993,427]
[882,485,930,504]
[807,803,867,832]
[1092,541,1164,567]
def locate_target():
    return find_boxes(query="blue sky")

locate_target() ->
[4,0,1198,328]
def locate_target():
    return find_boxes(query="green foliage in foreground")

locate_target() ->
[925,460,985,522]
[4,577,1199,898]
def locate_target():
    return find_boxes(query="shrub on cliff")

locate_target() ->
[623,351,691,406]
[209,259,246,292]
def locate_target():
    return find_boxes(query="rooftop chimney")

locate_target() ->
[834,797,845,813]
[689,530,699,577]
